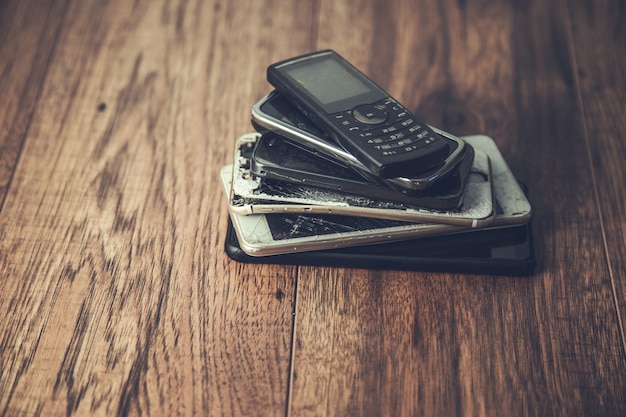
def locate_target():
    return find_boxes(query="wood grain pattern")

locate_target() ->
[0,0,68,206]
[0,0,624,416]
[291,0,626,416]
[567,0,626,352]
[0,0,312,415]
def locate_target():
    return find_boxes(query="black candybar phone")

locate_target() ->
[267,50,457,180]
[250,132,474,210]
[251,91,468,192]
[224,218,536,276]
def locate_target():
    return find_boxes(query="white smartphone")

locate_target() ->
[220,135,531,256]
[228,133,496,228]
[221,167,473,256]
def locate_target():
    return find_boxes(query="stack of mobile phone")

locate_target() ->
[220,50,535,275]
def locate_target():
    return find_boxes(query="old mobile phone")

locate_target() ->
[250,131,474,210]
[224,218,536,276]
[226,135,495,227]
[267,50,453,179]
[251,90,467,191]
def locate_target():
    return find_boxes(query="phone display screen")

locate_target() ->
[266,213,407,240]
[285,58,370,105]
[278,53,386,113]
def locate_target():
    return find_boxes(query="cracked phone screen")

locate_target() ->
[265,213,409,240]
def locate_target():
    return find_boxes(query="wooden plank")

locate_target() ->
[0,0,68,207]
[566,0,626,353]
[504,1,626,413]
[289,0,626,416]
[0,0,313,415]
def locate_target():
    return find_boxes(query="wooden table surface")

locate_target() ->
[1,0,625,416]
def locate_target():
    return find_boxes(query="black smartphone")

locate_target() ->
[224,218,536,276]
[251,90,468,192]
[250,132,475,210]
[267,50,457,179]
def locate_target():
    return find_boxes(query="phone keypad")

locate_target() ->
[333,99,443,158]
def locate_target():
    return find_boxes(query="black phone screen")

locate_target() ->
[274,51,386,113]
